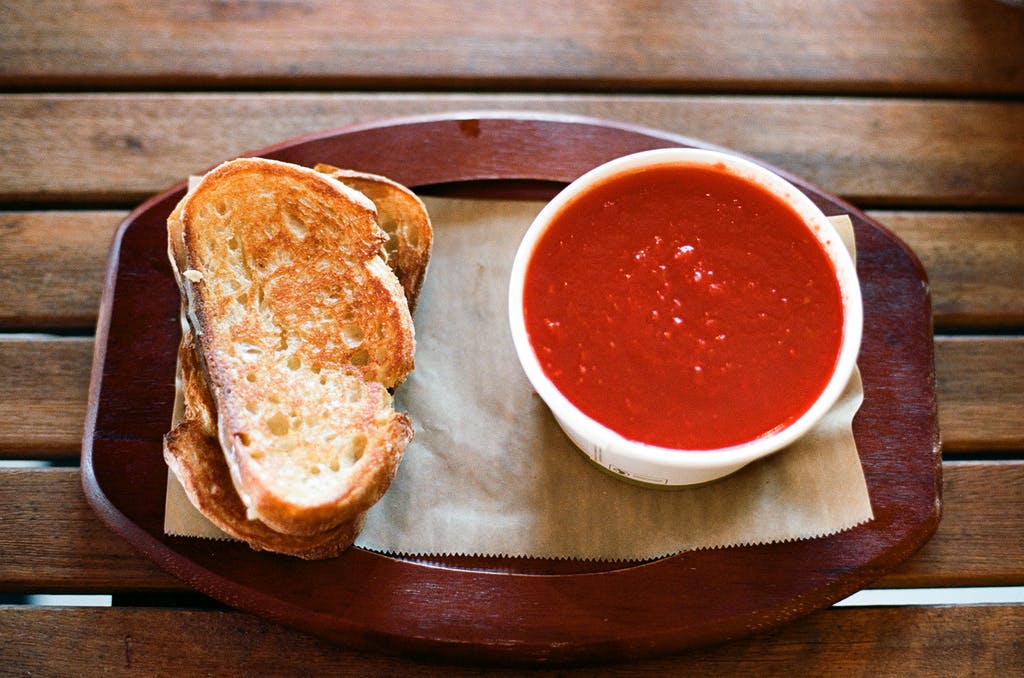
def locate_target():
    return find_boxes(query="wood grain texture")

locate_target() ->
[3,209,1021,331]
[875,211,1024,329]
[2,335,1017,457]
[0,464,1019,594]
[0,211,118,328]
[3,1,1022,95]
[935,337,1024,452]
[1,94,1021,207]
[0,468,178,593]
[884,461,1024,587]
[0,337,91,456]
[1,603,1021,675]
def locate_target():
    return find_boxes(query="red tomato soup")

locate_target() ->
[523,163,845,450]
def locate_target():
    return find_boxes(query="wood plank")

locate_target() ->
[0,211,118,329]
[3,210,1020,331]
[881,461,1024,587]
[874,211,1024,329]
[935,337,1024,452]
[1,95,1021,208]
[0,604,1020,675]
[2,1,1022,95]
[0,464,1020,593]
[0,337,91,456]
[0,468,178,593]
[2,335,1018,457]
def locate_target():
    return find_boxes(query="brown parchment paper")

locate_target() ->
[166,197,873,561]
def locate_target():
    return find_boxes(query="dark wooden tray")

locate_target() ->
[82,112,940,666]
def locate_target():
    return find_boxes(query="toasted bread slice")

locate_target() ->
[172,157,415,537]
[314,163,432,312]
[164,160,431,556]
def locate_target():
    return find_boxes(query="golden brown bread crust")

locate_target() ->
[314,163,433,313]
[166,157,418,542]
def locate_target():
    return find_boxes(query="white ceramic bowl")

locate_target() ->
[508,148,863,486]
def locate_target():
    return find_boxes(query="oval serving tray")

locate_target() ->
[82,112,940,666]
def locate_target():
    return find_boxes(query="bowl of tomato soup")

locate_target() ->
[509,148,862,486]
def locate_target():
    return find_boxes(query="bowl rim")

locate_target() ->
[507,147,864,473]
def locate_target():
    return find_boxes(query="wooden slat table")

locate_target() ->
[1,1,1021,674]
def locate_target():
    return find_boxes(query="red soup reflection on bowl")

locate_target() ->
[509,148,862,486]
